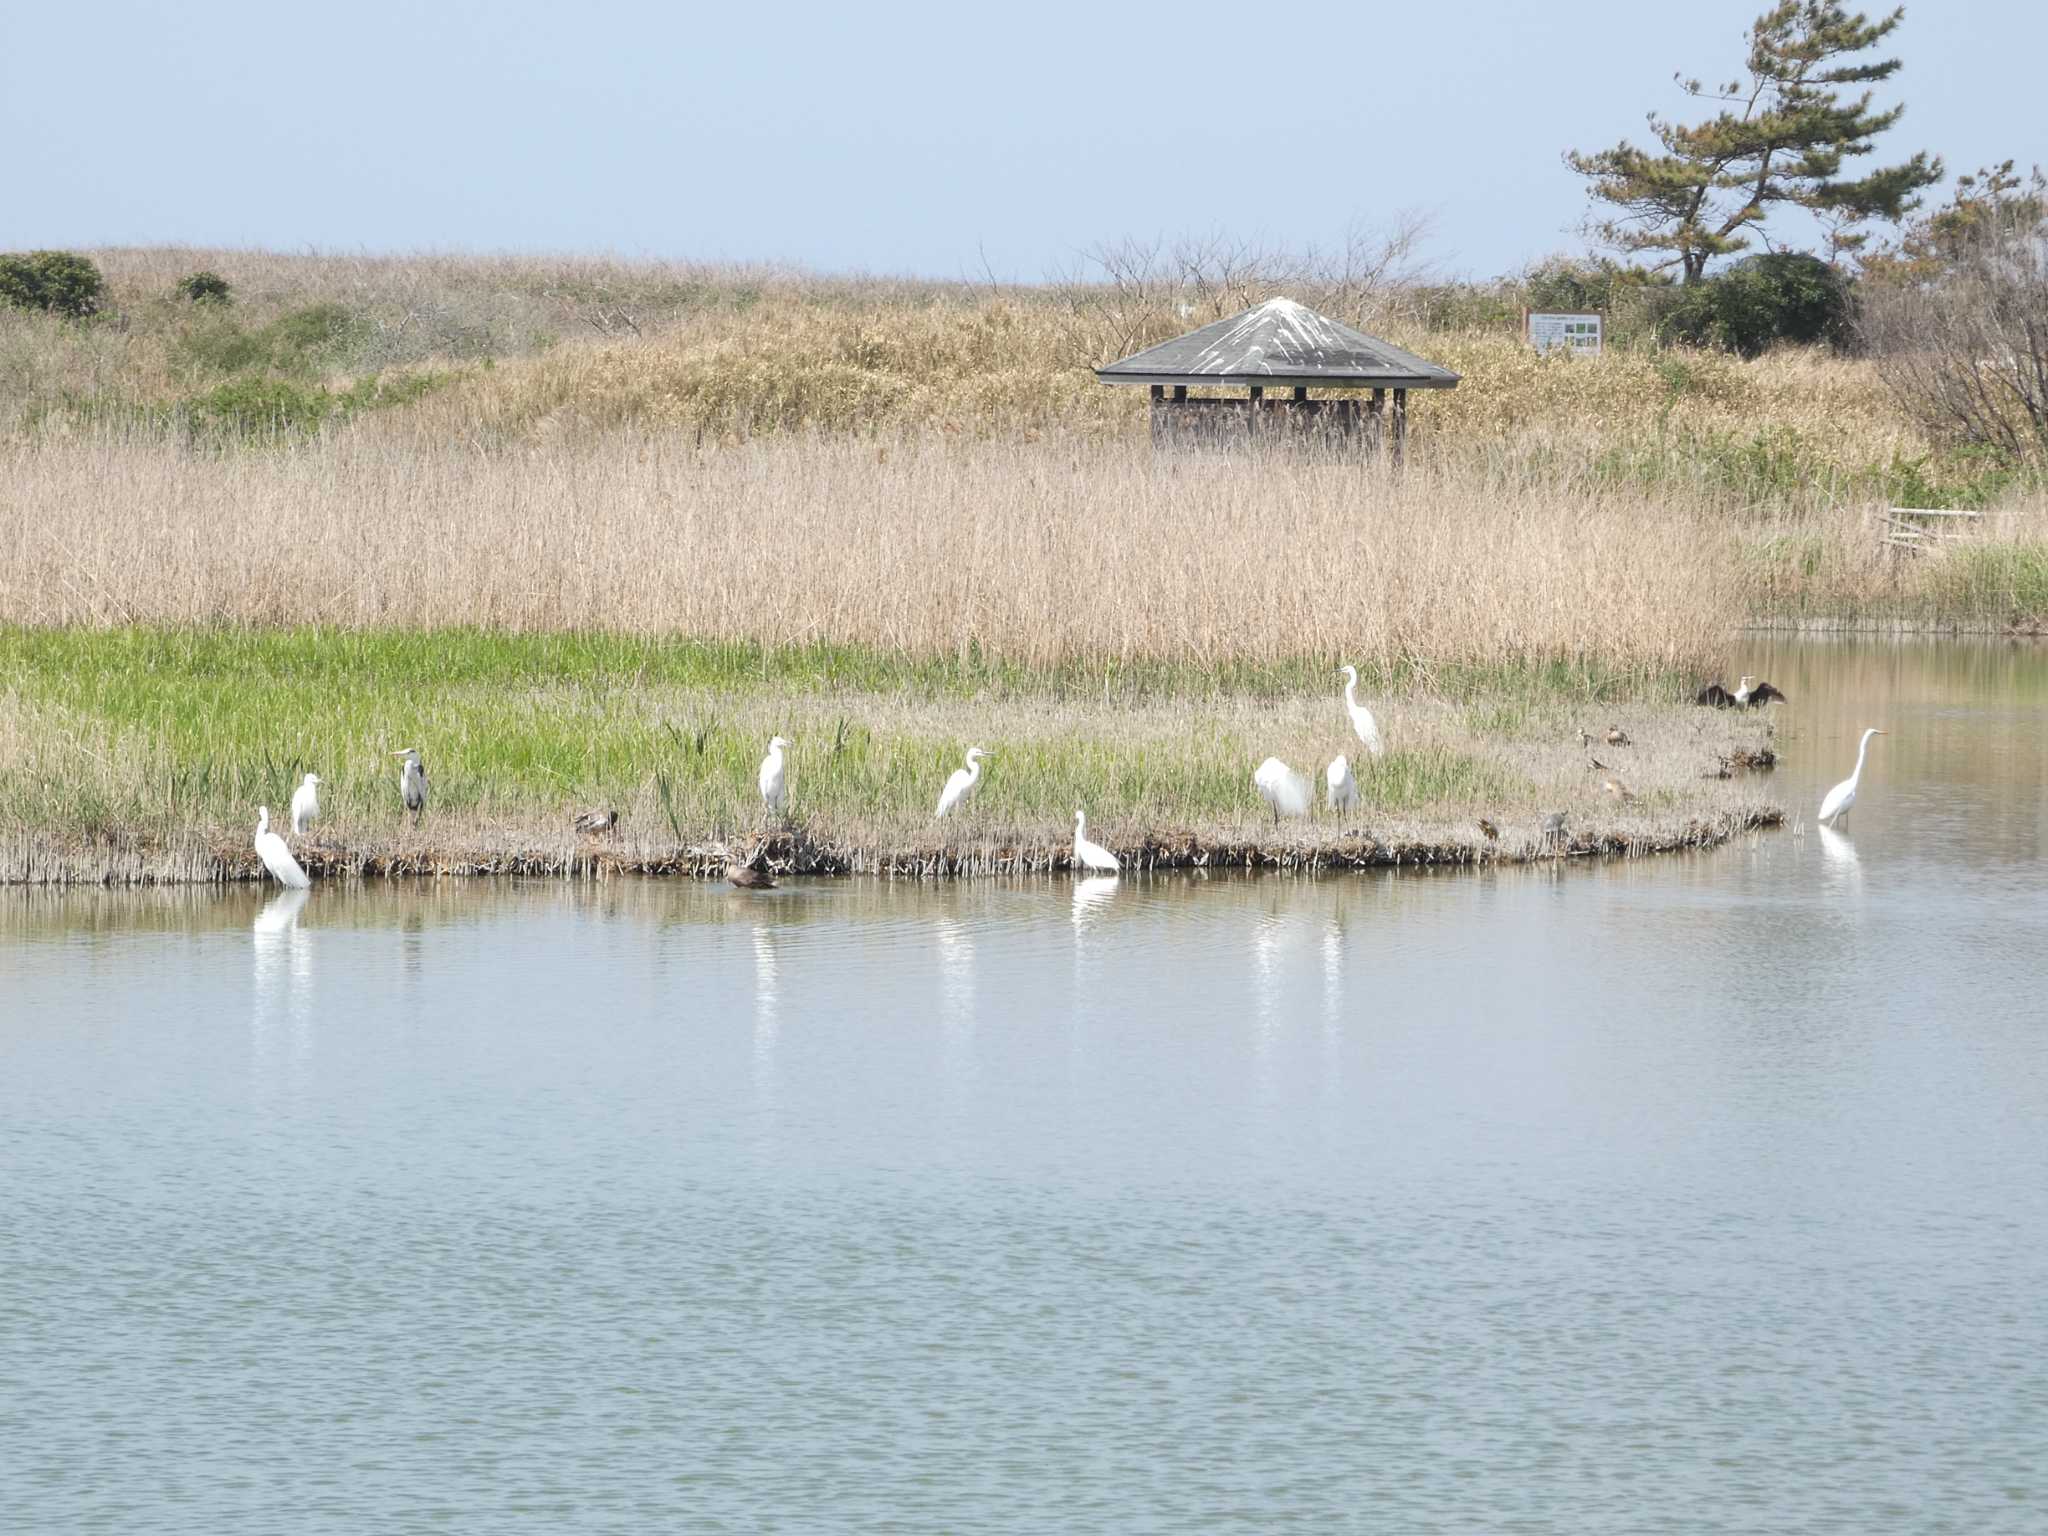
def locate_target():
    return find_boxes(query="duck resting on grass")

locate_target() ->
[573,808,619,836]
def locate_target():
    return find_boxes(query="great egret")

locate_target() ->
[759,736,789,816]
[1338,664,1385,757]
[1072,810,1119,875]
[935,747,989,819]
[1696,676,1788,708]
[289,772,321,836]
[1253,757,1312,821]
[573,808,619,835]
[392,748,427,822]
[253,807,311,889]
[1818,728,1886,826]
[1326,753,1359,812]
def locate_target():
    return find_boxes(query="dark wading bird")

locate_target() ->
[573,808,619,836]
[1541,811,1569,846]
[727,843,777,890]
[1477,818,1499,842]
[392,748,427,823]
[1696,675,1788,708]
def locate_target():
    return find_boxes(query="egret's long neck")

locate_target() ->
[1851,733,1874,783]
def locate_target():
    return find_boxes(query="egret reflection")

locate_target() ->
[1071,875,1118,928]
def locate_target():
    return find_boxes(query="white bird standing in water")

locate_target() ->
[1338,664,1385,758]
[759,736,789,816]
[253,807,311,889]
[289,772,321,837]
[392,748,427,823]
[1326,753,1359,812]
[1072,810,1119,874]
[1253,757,1312,821]
[935,747,989,819]
[1818,728,1886,827]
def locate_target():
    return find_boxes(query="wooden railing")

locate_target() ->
[1880,507,1980,553]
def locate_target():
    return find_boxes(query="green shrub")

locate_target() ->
[1652,254,1850,357]
[0,250,105,318]
[171,301,364,378]
[174,270,233,305]
[187,377,335,438]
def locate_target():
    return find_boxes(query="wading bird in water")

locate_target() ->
[1696,675,1788,708]
[1253,757,1312,822]
[392,749,427,823]
[1072,810,1119,875]
[1818,728,1886,827]
[254,806,311,889]
[289,773,321,837]
[935,747,989,819]
[727,843,776,889]
[1326,753,1359,812]
[1338,665,1384,758]
[759,736,789,818]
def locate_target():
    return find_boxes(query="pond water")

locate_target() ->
[3,638,2045,1533]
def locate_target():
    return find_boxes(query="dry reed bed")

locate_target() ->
[1,431,1738,674]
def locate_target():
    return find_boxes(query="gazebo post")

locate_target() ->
[1368,389,1385,457]
[1248,385,1263,442]
[1391,388,1408,468]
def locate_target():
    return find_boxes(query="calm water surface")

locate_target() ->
[4,638,2046,1533]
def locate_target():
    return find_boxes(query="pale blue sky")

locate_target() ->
[4,1,2039,278]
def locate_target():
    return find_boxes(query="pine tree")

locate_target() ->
[1567,4,1942,283]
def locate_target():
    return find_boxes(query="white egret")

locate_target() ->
[1818,728,1886,826]
[289,772,321,837]
[759,736,789,816]
[392,748,427,822]
[935,747,990,819]
[1072,810,1119,875]
[1325,753,1359,812]
[1253,757,1311,821]
[253,806,311,889]
[1338,664,1385,758]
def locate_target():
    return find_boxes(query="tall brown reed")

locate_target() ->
[0,428,1737,676]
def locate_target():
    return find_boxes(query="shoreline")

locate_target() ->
[4,808,1786,887]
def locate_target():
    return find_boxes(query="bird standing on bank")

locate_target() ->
[759,736,789,818]
[573,808,619,836]
[392,749,427,823]
[1326,753,1359,812]
[254,806,311,889]
[1253,757,1312,822]
[1338,665,1385,758]
[1072,810,1119,875]
[289,773,321,837]
[935,747,989,819]
[1818,728,1886,827]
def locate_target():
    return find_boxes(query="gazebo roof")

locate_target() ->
[1095,297,1460,390]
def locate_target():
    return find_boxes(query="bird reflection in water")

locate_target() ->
[1071,875,1118,929]
[751,922,782,1108]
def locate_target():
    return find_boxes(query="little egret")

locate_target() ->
[1072,810,1119,875]
[759,736,789,816]
[392,748,427,822]
[1338,665,1385,757]
[1253,757,1312,821]
[253,807,311,889]
[1818,728,1886,826]
[935,747,989,819]
[289,772,321,836]
[1325,753,1359,812]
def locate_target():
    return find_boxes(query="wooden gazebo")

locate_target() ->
[1094,297,1459,460]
